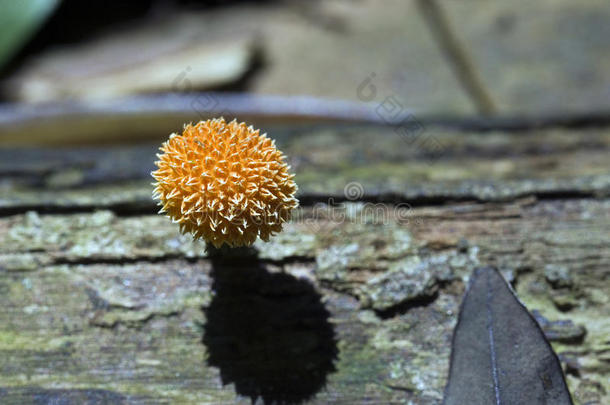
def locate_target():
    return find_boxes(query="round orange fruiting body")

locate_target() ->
[152,118,299,248]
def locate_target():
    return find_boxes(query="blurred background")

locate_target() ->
[1,0,609,145]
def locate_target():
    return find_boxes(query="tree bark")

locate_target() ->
[0,124,608,404]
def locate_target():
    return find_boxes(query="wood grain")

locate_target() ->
[0,124,608,404]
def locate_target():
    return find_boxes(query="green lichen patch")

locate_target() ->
[314,221,478,312]
[2,210,208,261]
[0,253,49,272]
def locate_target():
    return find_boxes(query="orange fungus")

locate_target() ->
[152,118,299,248]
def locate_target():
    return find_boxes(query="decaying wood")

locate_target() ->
[0,124,608,404]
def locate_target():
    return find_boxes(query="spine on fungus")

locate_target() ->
[152,118,299,249]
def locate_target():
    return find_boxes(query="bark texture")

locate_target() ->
[0,124,608,404]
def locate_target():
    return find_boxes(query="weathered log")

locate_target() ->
[0,124,608,404]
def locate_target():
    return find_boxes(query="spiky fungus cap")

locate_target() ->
[152,118,299,248]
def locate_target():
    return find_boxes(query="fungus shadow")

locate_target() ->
[202,256,338,405]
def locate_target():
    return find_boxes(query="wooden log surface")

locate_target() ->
[0,123,609,404]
